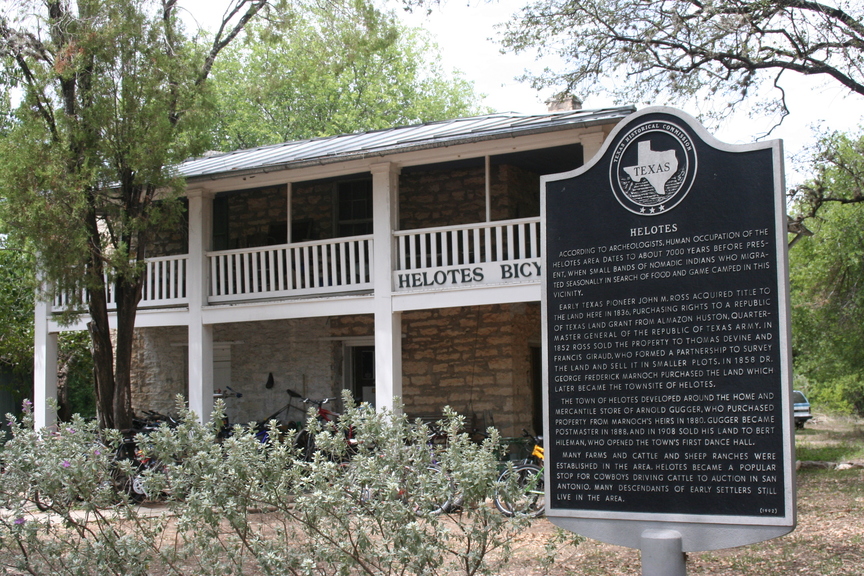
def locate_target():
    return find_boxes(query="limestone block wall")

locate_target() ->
[218,185,288,249]
[130,304,541,436]
[130,318,340,426]
[400,303,540,436]
[145,199,189,258]
[492,165,540,220]
[212,318,337,426]
[399,166,487,230]
[129,326,188,415]
[399,164,540,231]
[291,181,335,241]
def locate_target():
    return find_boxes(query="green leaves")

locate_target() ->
[791,131,864,415]
[206,0,485,151]
[1,395,537,575]
[0,0,272,428]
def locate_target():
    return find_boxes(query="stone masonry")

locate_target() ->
[131,303,540,437]
[330,303,541,437]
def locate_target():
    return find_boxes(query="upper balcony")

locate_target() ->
[52,217,541,313]
[49,108,636,317]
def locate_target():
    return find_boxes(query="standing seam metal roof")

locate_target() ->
[178,106,636,181]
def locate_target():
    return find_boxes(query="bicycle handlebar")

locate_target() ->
[303,397,333,407]
[522,429,543,445]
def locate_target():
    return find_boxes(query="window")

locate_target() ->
[212,196,229,250]
[336,179,373,237]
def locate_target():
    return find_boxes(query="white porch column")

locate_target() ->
[371,163,402,412]
[33,296,58,429]
[186,188,214,423]
[580,131,607,165]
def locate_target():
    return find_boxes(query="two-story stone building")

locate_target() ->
[33,106,635,436]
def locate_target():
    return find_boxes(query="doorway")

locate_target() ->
[346,345,375,406]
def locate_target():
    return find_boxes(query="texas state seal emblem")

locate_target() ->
[609,120,697,216]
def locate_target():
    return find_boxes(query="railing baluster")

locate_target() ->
[483,226,491,262]
[529,221,538,258]
[275,248,284,292]
[439,230,448,267]
[410,234,419,269]
[221,255,228,295]
[252,251,260,293]
[292,246,301,290]
[472,227,480,264]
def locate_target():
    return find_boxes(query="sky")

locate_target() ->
[181,0,864,184]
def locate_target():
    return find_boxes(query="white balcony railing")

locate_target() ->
[207,236,373,303]
[51,219,541,312]
[140,255,189,307]
[51,254,189,312]
[394,217,541,271]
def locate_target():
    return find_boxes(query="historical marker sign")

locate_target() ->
[541,107,795,551]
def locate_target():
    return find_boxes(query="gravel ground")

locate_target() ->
[495,414,864,576]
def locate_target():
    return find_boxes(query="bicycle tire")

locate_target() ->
[408,464,457,516]
[494,463,545,517]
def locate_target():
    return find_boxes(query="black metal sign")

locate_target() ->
[542,107,795,550]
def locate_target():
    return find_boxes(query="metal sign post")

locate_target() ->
[541,107,795,573]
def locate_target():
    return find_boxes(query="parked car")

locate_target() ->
[793,390,812,429]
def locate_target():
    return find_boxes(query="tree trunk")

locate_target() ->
[84,207,116,430]
[112,276,142,431]
[88,304,115,429]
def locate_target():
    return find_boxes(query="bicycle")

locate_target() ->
[348,421,459,516]
[494,429,545,517]
[112,410,179,502]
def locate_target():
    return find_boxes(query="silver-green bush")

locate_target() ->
[1,394,543,576]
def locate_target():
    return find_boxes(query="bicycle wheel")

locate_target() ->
[494,463,545,517]
[406,464,457,516]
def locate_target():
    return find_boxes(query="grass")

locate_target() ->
[795,442,864,461]
[795,413,864,462]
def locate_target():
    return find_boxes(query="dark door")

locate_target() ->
[351,346,376,406]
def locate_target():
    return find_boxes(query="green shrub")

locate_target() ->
[806,373,864,416]
[1,394,541,576]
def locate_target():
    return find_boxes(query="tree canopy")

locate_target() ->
[0,239,35,375]
[0,0,485,428]
[0,0,278,428]
[496,0,864,124]
[789,130,864,414]
[208,0,484,151]
[428,0,864,412]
